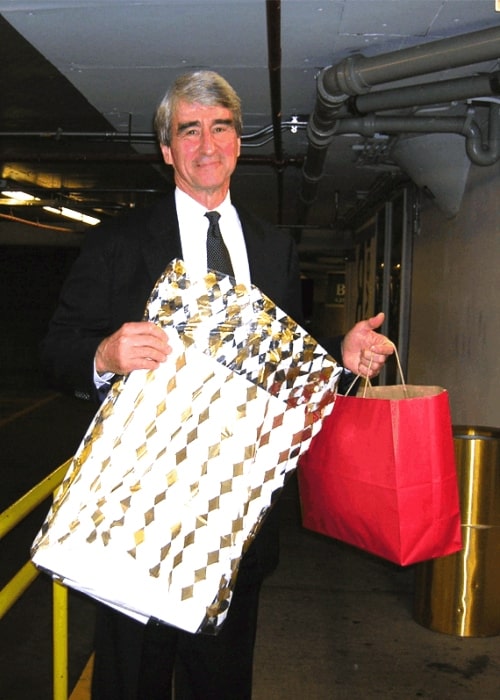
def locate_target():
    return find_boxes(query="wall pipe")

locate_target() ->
[300,25,500,218]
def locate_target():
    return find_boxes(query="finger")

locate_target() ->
[124,355,167,372]
[363,350,391,364]
[143,321,171,343]
[125,338,171,365]
[122,322,169,345]
[121,325,171,354]
[97,327,171,375]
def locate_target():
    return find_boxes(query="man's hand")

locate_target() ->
[95,321,172,376]
[342,312,394,378]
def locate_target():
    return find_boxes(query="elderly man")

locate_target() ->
[41,70,393,700]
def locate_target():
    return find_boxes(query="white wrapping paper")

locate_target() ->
[32,260,341,633]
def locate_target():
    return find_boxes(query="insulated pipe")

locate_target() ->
[321,25,500,99]
[352,72,500,115]
[300,25,500,215]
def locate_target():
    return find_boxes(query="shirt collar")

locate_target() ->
[175,187,232,219]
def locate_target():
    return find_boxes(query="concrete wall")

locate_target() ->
[408,160,500,427]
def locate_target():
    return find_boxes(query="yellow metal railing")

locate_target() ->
[0,459,72,700]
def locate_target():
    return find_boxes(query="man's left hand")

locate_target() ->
[342,312,394,378]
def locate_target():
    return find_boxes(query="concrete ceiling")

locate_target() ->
[1,0,500,263]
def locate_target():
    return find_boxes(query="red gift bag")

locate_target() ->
[298,380,462,566]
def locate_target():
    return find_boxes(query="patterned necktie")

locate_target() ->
[205,211,234,276]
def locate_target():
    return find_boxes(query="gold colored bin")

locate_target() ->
[413,425,500,637]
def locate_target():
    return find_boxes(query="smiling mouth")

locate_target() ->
[197,160,220,168]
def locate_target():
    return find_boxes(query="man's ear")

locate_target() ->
[160,144,173,166]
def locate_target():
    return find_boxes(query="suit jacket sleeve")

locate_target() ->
[40,224,116,402]
[40,197,181,402]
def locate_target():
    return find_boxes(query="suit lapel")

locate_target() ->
[139,194,271,295]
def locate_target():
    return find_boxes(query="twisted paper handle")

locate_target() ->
[344,341,408,398]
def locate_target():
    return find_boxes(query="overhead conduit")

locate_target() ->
[350,71,500,166]
[300,25,500,221]
[331,100,500,164]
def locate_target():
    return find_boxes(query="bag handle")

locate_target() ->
[344,341,409,398]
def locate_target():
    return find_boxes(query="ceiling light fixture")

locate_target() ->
[1,190,40,203]
[43,206,100,226]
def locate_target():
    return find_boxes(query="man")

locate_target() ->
[41,70,393,699]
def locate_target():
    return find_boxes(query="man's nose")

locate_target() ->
[199,127,216,153]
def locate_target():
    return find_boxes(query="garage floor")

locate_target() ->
[1,390,499,700]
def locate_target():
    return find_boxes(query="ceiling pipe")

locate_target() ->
[0,151,302,166]
[300,25,500,220]
[266,0,284,223]
[330,103,500,166]
[266,0,283,164]
[0,123,290,144]
[351,72,500,115]
[322,25,500,97]
[465,102,500,165]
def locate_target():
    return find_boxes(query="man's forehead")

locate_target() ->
[174,100,233,120]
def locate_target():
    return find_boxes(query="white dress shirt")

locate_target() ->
[95,188,251,388]
[175,188,251,287]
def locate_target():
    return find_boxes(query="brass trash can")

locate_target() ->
[413,425,500,637]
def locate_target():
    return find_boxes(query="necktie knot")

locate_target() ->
[205,210,221,231]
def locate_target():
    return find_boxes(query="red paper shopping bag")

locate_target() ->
[298,384,462,566]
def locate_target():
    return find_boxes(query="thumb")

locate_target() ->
[366,311,385,331]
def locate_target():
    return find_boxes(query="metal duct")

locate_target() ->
[392,133,471,218]
[300,25,500,219]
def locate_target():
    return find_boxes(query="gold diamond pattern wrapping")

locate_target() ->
[31,260,341,633]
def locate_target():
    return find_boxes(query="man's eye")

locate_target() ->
[214,125,234,136]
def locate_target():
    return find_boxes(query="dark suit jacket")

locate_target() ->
[40,190,317,578]
[41,190,307,401]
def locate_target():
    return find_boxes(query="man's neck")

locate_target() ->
[175,184,229,211]
[175,186,230,211]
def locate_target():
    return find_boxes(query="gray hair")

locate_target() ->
[154,70,242,146]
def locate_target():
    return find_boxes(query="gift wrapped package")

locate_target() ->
[32,260,341,633]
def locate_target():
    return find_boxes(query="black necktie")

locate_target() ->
[205,211,234,276]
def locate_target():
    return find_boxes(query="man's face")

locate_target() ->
[160,100,241,205]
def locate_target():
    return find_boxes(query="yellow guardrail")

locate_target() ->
[0,459,72,700]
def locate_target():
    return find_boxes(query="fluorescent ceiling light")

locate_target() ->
[1,189,100,226]
[43,206,100,226]
[1,190,40,202]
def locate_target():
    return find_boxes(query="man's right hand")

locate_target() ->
[95,321,172,376]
